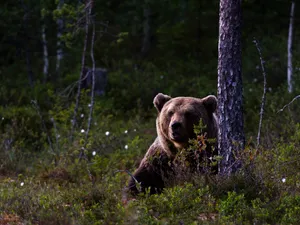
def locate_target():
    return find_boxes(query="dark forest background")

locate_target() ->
[1,0,300,224]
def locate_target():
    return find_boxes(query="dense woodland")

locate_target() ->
[1,0,300,224]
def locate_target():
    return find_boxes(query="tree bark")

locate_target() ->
[56,0,64,74]
[217,0,245,175]
[287,1,295,93]
[42,24,49,82]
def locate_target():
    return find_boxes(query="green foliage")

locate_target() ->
[127,184,216,224]
[1,0,300,224]
[0,105,47,174]
[278,195,300,224]
[106,61,217,114]
[1,94,300,224]
[0,175,125,224]
[218,192,249,223]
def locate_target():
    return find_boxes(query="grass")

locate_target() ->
[1,92,300,224]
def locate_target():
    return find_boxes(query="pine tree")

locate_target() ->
[217,0,245,175]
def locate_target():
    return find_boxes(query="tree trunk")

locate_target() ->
[85,23,96,142]
[217,0,245,176]
[70,1,92,141]
[42,24,49,82]
[287,1,295,93]
[56,0,64,74]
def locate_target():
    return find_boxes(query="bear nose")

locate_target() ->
[171,122,181,130]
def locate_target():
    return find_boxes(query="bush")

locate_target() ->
[127,183,216,224]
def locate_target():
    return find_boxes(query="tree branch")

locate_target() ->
[253,38,267,149]
[278,95,300,113]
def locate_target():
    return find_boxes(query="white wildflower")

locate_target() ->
[81,129,85,133]
[124,145,128,150]
[105,131,110,136]
[92,151,96,156]
[20,182,24,187]
[282,178,286,183]
[124,130,128,134]
[81,114,84,118]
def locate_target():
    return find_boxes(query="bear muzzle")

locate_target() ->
[169,121,186,143]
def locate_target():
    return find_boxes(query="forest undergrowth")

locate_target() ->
[0,72,300,224]
[1,0,300,223]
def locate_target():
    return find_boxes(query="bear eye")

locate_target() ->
[168,110,174,116]
[185,111,198,119]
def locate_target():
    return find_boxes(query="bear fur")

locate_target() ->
[128,93,218,195]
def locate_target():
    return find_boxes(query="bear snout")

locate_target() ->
[171,121,181,130]
[169,121,186,142]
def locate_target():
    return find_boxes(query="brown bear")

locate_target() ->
[128,93,218,196]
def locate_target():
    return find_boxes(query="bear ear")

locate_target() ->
[202,95,217,114]
[153,93,172,112]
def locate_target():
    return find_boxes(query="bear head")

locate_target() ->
[153,93,218,154]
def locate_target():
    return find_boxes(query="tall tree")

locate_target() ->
[217,0,245,175]
[56,0,64,74]
[70,0,92,141]
[41,22,49,81]
[287,1,295,93]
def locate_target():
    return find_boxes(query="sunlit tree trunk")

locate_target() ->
[287,1,295,93]
[56,0,64,74]
[42,24,49,82]
[217,0,245,176]
[70,0,92,141]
